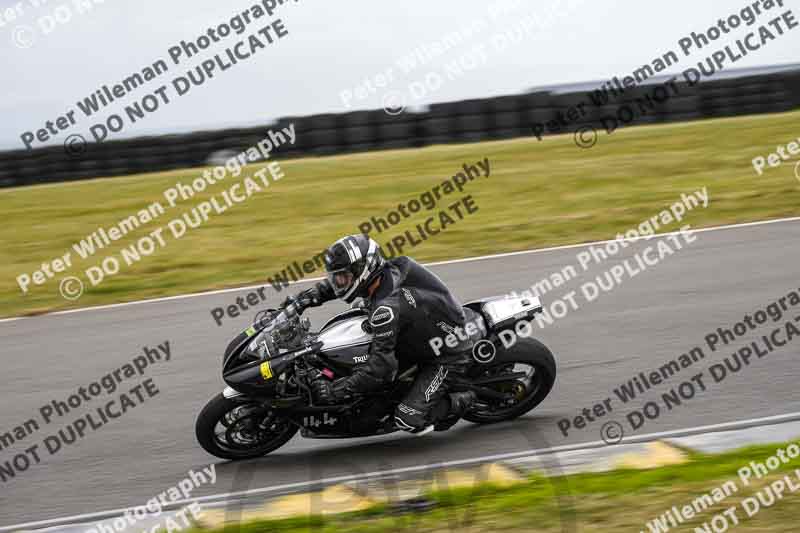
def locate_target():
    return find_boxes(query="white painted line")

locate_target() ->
[2,215,799,324]
[5,410,800,532]
[426,215,800,267]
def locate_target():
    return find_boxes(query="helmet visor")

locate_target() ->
[327,267,355,297]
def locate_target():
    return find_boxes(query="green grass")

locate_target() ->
[190,439,800,532]
[3,111,800,317]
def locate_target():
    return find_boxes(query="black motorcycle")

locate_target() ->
[196,295,557,460]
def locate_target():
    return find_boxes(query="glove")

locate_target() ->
[310,375,351,405]
[282,287,324,315]
[311,377,335,404]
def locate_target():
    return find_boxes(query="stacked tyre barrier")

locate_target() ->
[1,67,798,188]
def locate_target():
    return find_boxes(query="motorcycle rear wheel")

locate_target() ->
[196,392,298,460]
[463,338,556,424]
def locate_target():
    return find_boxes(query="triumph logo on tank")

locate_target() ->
[303,413,338,428]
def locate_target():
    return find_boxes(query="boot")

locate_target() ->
[434,391,477,431]
[450,391,477,415]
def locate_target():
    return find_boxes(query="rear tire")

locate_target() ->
[196,393,298,460]
[463,338,556,424]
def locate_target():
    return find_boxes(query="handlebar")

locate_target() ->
[262,294,314,328]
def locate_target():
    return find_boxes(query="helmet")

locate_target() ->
[324,234,385,303]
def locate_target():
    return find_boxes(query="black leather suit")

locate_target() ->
[307,257,481,430]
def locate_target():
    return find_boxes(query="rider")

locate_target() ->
[282,234,478,435]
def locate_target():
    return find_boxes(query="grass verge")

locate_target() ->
[3,110,800,317]
[190,438,800,532]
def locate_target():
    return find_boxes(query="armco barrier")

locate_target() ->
[1,66,799,188]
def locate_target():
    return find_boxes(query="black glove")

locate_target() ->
[310,375,351,405]
[282,287,325,315]
[311,377,335,404]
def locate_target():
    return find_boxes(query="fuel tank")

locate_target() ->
[317,314,373,367]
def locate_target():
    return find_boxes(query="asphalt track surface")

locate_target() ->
[1,219,799,526]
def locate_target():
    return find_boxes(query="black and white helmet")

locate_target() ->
[324,234,384,303]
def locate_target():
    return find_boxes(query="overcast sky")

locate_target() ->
[2,0,799,150]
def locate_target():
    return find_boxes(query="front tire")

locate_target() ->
[196,393,298,460]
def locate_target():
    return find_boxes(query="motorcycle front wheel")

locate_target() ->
[195,392,298,460]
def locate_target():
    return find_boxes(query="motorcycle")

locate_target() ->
[195,294,557,460]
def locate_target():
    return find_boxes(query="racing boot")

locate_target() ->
[434,391,477,431]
